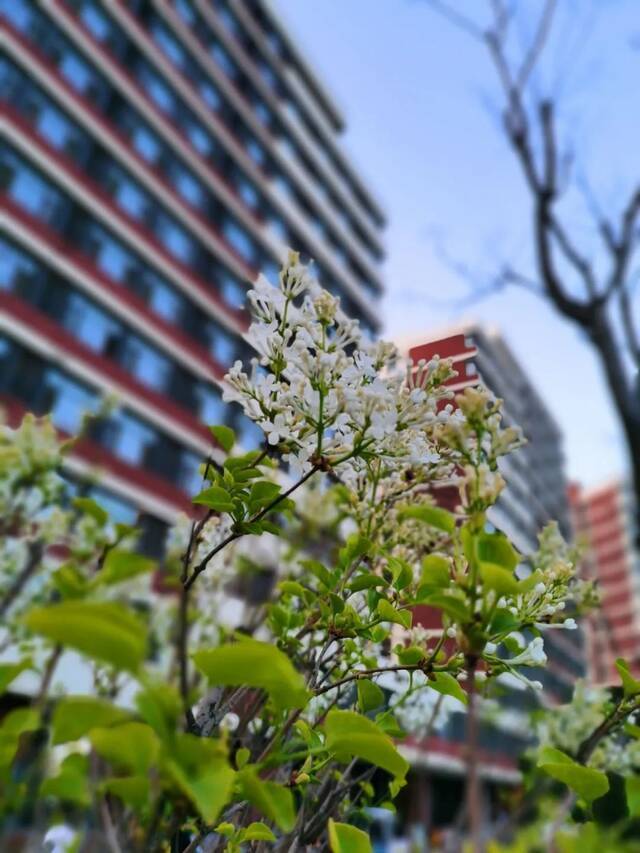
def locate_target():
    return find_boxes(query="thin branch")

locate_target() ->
[0,541,44,618]
[423,0,485,40]
[184,465,320,590]
[516,0,557,89]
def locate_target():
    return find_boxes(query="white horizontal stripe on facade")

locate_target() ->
[0,212,224,385]
[0,310,214,460]
[4,121,244,338]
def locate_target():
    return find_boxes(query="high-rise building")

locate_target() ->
[0,0,385,553]
[395,326,585,840]
[569,480,640,684]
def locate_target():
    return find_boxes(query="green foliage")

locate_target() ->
[0,276,606,851]
[192,638,309,711]
[23,600,148,672]
[538,747,610,801]
[324,710,409,780]
[328,818,373,853]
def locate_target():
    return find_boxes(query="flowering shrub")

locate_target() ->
[0,254,633,851]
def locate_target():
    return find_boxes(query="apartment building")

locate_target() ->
[0,0,386,553]
[569,480,640,683]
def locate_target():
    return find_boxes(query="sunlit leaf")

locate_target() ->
[23,601,147,671]
[324,710,408,779]
[193,638,309,711]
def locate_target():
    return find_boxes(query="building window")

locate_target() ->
[245,136,266,167]
[198,80,222,112]
[103,410,155,466]
[129,119,163,165]
[209,41,236,79]
[88,486,138,524]
[2,0,34,32]
[151,19,188,70]
[234,172,260,210]
[62,292,122,355]
[119,337,171,392]
[196,383,225,424]
[0,238,40,295]
[185,118,212,157]
[169,161,206,209]
[77,1,112,42]
[137,63,175,115]
[1,149,65,224]
[155,213,195,264]
[174,0,197,26]
[208,324,236,365]
[179,450,204,495]
[217,268,246,310]
[45,369,98,435]
[223,219,255,266]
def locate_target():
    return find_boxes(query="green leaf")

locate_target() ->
[626,776,640,816]
[40,754,90,806]
[51,563,89,599]
[0,658,32,693]
[241,822,276,843]
[248,480,281,508]
[348,574,387,592]
[615,658,640,697]
[192,486,234,512]
[377,599,412,629]
[210,424,235,452]
[166,735,235,824]
[328,819,372,853]
[324,710,409,780]
[193,638,309,712]
[23,601,147,672]
[478,562,519,595]
[235,747,250,769]
[339,535,373,568]
[95,549,155,586]
[428,672,468,706]
[396,646,424,666]
[398,505,455,534]
[238,767,296,831]
[388,558,413,591]
[420,555,451,588]
[357,679,385,712]
[101,776,150,811]
[476,531,519,572]
[301,559,334,590]
[420,593,470,624]
[537,747,609,801]
[90,723,160,775]
[72,496,108,525]
[135,682,182,744]
[52,697,130,744]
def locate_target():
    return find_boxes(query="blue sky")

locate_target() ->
[274,0,640,487]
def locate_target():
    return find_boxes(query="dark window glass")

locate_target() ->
[0,237,40,295]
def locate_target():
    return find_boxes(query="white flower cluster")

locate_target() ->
[509,523,594,628]
[222,252,455,484]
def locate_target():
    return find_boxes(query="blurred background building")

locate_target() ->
[569,480,640,683]
[395,325,586,842]
[0,0,385,554]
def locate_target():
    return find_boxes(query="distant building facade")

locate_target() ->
[1,0,385,553]
[395,325,586,840]
[569,480,640,683]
